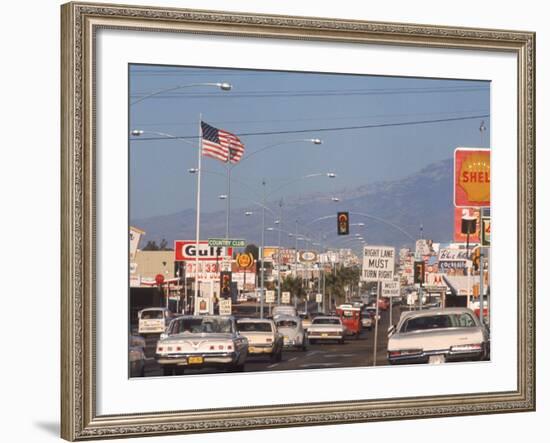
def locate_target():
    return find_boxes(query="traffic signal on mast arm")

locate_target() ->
[471,246,481,271]
[414,261,425,285]
[337,212,349,235]
[220,271,232,299]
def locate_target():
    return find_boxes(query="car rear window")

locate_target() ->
[313,318,341,325]
[401,313,476,332]
[140,310,164,319]
[276,320,298,328]
[237,322,272,332]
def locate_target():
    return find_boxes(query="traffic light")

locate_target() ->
[471,246,481,271]
[414,261,425,285]
[220,271,232,299]
[337,212,349,235]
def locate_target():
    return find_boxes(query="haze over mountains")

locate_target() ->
[131,158,454,252]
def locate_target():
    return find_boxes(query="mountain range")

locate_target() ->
[131,157,455,251]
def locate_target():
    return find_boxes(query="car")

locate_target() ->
[138,307,174,335]
[272,305,297,318]
[306,316,346,344]
[236,318,283,362]
[362,306,381,323]
[129,335,146,377]
[155,315,248,375]
[274,315,307,351]
[361,315,373,330]
[387,308,490,365]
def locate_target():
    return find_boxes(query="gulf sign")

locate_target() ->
[174,241,232,261]
[454,148,490,207]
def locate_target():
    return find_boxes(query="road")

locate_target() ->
[141,304,402,377]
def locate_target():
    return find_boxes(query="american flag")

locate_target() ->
[201,121,245,164]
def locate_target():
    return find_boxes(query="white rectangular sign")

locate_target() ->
[382,278,401,297]
[219,299,232,316]
[282,291,290,304]
[316,293,323,303]
[362,246,395,282]
[265,290,275,304]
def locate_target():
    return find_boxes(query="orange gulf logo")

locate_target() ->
[454,148,490,207]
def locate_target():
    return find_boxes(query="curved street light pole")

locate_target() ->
[131,82,232,106]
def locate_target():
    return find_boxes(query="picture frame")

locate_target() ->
[61,1,535,440]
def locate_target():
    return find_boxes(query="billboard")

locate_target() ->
[174,241,232,261]
[454,148,490,207]
[454,207,481,243]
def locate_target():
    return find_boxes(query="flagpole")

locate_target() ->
[226,163,231,239]
[194,114,203,315]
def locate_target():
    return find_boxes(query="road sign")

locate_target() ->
[481,217,491,246]
[316,293,323,303]
[236,252,254,269]
[382,278,401,297]
[266,290,275,304]
[219,299,232,316]
[282,291,290,304]
[454,148,490,207]
[361,246,395,282]
[208,238,246,247]
[220,257,232,272]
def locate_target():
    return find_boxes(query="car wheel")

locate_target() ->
[140,365,145,377]
[162,366,174,376]
[301,338,307,351]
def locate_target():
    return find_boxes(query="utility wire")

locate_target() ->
[130,114,490,142]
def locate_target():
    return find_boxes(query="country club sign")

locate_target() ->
[454,148,490,207]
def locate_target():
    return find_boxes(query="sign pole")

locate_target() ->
[194,114,203,315]
[373,280,381,366]
[479,250,484,325]
[389,289,393,327]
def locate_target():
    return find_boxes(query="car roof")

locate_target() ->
[274,314,300,321]
[140,307,169,312]
[237,317,273,323]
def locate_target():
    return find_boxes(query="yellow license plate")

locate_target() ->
[249,347,259,353]
[188,356,204,364]
[321,333,328,337]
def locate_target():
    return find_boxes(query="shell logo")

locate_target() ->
[455,148,490,207]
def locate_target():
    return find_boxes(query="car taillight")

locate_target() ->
[218,345,224,350]
[227,345,233,350]
[210,345,215,350]
[158,347,163,352]
[176,346,182,351]
[266,338,272,342]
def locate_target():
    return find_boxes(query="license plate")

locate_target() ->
[321,333,328,337]
[188,356,204,364]
[249,347,259,353]
[428,355,445,364]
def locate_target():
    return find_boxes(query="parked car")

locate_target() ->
[156,315,248,375]
[129,335,146,377]
[236,318,283,362]
[274,315,307,351]
[306,316,345,344]
[138,307,174,335]
[387,308,490,365]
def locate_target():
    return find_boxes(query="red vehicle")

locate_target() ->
[335,305,362,338]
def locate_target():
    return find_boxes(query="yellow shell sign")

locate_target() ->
[454,148,490,207]
[236,253,254,269]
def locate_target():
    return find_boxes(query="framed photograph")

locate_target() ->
[61,1,535,440]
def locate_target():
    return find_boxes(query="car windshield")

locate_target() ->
[140,310,164,320]
[313,318,340,325]
[401,313,477,332]
[237,322,272,332]
[276,320,298,328]
[169,317,233,334]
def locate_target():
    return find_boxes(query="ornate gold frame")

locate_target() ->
[61,2,536,440]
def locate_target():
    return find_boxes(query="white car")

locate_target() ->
[236,318,283,362]
[156,316,248,375]
[138,307,174,335]
[272,305,297,318]
[387,308,490,365]
[275,315,307,351]
[306,316,345,344]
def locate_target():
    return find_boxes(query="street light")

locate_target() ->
[331,197,340,202]
[131,82,232,106]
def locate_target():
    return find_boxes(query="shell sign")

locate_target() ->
[454,148,490,207]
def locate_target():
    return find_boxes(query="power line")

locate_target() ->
[130,114,490,142]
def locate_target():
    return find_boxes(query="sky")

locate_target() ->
[129,64,490,220]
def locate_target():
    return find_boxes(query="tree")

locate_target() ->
[142,240,159,251]
[244,244,259,260]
